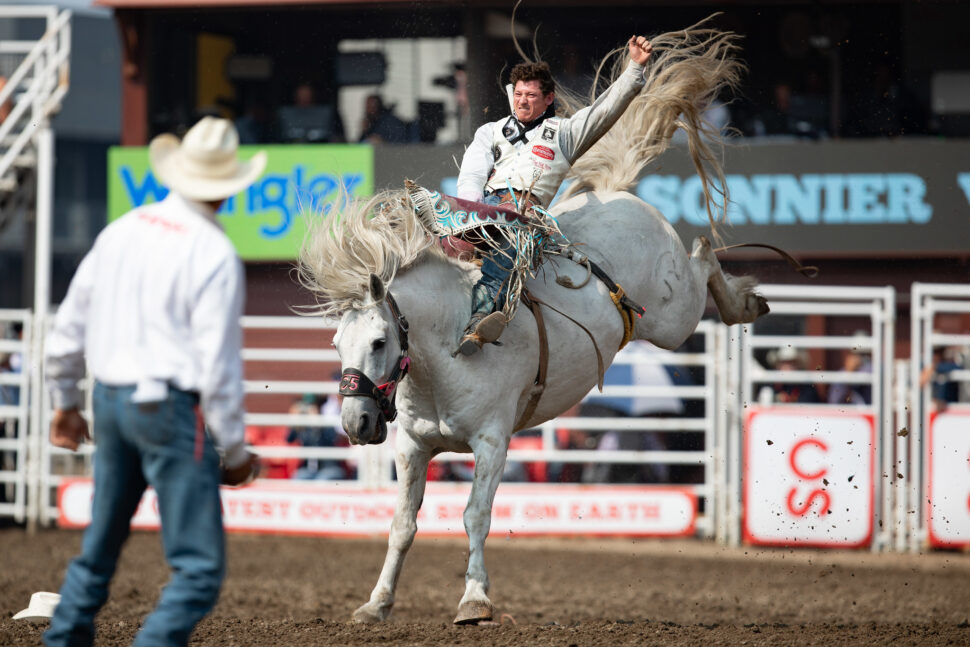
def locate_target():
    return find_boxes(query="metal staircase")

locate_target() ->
[0,6,71,532]
[0,5,71,234]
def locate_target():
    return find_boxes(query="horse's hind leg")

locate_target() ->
[691,236,769,325]
[454,432,509,625]
[352,435,430,623]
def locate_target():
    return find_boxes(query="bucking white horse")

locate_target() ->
[298,22,767,625]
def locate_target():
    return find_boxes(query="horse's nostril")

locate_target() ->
[359,413,369,438]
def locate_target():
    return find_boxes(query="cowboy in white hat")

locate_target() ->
[43,117,265,647]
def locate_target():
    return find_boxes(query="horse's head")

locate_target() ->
[334,274,410,445]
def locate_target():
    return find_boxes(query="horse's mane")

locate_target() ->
[297,190,451,318]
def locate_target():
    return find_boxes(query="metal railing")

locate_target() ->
[0,6,71,198]
[908,283,970,552]
[728,284,897,550]
[16,285,970,551]
[0,310,31,522]
[28,316,726,532]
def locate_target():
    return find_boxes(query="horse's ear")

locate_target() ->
[368,273,386,302]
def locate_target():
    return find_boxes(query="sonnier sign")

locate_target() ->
[108,144,374,260]
[377,140,970,256]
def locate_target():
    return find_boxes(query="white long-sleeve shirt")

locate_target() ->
[456,60,646,203]
[45,192,248,468]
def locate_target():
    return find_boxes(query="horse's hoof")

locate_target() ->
[453,600,493,625]
[755,295,770,317]
[352,603,388,624]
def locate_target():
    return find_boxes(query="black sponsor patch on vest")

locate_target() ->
[541,125,555,141]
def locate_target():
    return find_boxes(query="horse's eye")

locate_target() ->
[372,339,386,351]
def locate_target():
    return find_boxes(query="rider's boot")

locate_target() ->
[457,284,507,356]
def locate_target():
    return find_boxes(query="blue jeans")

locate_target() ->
[45,383,225,647]
[477,192,518,310]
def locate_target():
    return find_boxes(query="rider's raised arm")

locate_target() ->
[456,122,496,202]
[557,59,646,165]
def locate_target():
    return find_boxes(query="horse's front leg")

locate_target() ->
[353,433,431,623]
[454,432,510,625]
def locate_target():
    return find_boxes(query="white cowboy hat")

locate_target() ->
[767,346,806,367]
[149,116,267,201]
[12,591,60,621]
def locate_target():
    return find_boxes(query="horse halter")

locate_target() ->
[338,292,411,429]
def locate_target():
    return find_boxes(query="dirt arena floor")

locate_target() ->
[1,524,968,646]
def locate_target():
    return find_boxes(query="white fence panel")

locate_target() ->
[909,283,970,552]
[237,317,727,538]
[729,284,896,550]
[27,315,727,537]
[0,310,30,522]
[16,284,970,552]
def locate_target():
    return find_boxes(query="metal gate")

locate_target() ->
[0,309,31,522]
[26,315,728,537]
[907,283,970,552]
[726,284,897,550]
[241,317,728,538]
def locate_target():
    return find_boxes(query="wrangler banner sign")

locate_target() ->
[108,144,374,260]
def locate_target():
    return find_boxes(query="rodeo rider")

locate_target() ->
[411,35,653,355]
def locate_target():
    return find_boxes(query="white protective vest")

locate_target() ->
[484,117,571,206]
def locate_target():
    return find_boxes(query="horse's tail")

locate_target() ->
[562,16,744,244]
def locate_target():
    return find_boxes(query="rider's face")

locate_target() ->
[513,80,554,123]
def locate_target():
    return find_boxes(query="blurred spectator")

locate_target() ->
[358,94,410,144]
[547,403,591,483]
[235,99,273,144]
[920,346,963,413]
[556,44,595,101]
[672,96,732,144]
[453,64,470,140]
[502,429,546,482]
[294,83,313,108]
[794,69,830,135]
[827,332,873,405]
[747,79,827,139]
[287,391,351,480]
[432,62,469,141]
[0,323,20,505]
[0,76,11,123]
[749,82,797,136]
[0,323,23,408]
[278,82,345,143]
[0,352,18,408]
[845,63,927,137]
[245,425,300,478]
[580,341,689,484]
[760,346,820,404]
[427,458,474,482]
